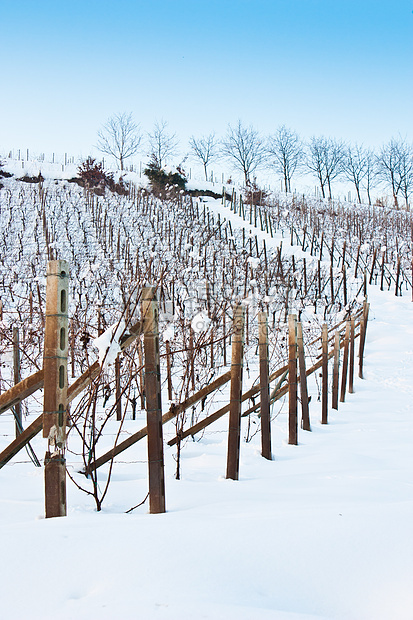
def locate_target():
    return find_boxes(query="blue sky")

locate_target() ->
[1,0,412,162]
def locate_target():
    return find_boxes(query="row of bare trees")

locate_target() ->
[96,113,412,207]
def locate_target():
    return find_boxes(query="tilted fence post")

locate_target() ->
[141,286,166,514]
[258,311,271,460]
[43,260,69,518]
[226,304,245,480]
[288,314,298,445]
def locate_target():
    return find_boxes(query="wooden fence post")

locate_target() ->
[297,322,310,431]
[258,311,271,460]
[43,260,69,519]
[141,286,166,514]
[358,301,370,379]
[226,304,245,480]
[321,324,328,424]
[13,327,22,437]
[288,314,298,445]
[332,332,340,410]
[340,321,350,402]
[348,317,355,394]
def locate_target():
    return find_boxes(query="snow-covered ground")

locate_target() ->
[1,283,412,619]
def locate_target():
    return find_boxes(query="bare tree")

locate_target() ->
[96,112,142,170]
[267,125,304,193]
[364,149,377,206]
[399,142,413,208]
[306,136,345,199]
[378,138,413,208]
[342,143,368,203]
[147,120,179,169]
[221,120,267,186]
[189,133,219,181]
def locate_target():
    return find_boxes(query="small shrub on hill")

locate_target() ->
[77,157,129,196]
[243,180,269,206]
[144,157,187,198]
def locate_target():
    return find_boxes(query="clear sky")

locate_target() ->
[1,0,412,164]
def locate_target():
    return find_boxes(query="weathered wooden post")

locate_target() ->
[141,286,165,514]
[43,260,69,519]
[258,311,271,460]
[332,332,340,410]
[321,324,328,424]
[340,321,350,402]
[13,327,22,437]
[226,304,245,480]
[358,301,370,379]
[288,314,298,445]
[297,322,310,431]
[348,317,355,394]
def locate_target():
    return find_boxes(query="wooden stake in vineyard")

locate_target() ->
[340,321,350,403]
[288,314,298,445]
[297,322,310,432]
[332,332,340,410]
[321,324,328,424]
[349,317,355,394]
[43,260,69,519]
[358,300,370,379]
[258,311,271,459]
[141,286,166,514]
[226,304,245,480]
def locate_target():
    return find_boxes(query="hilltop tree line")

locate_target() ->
[94,112,412,207]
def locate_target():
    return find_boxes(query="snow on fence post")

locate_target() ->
[258,311,271,460]
[43,260,69,519]
[13,327,22,437]
[332,332,340,410]
[297,322,310,432]
[288,314,298,445]
[226,304,245,480]
[321,324,328,424]
[141,286,166,514]
[340,321,351,403]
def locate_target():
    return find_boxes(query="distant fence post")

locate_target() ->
[321,324,328,424]
[142,286,166,514]
[226,304,245,480]
[258,311,271,459]
[43,260,69,519]
[288,314,298,445]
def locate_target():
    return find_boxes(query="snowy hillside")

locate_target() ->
[0,169,412,619]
